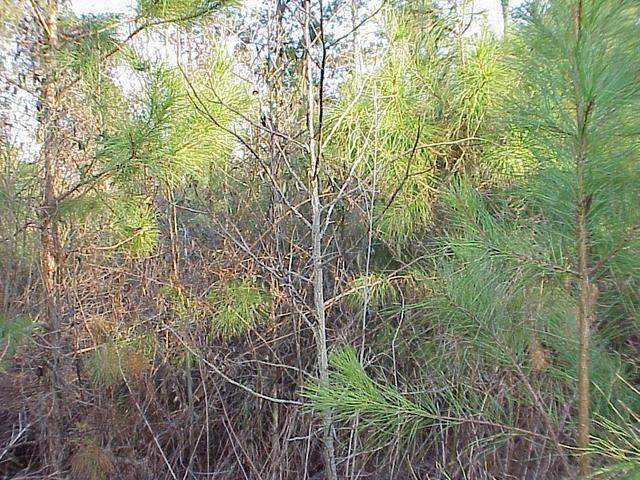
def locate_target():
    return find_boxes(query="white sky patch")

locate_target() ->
[69,0,135,15]
[464,0,526,37]
[473,0,506,34]
[69,0,526,35]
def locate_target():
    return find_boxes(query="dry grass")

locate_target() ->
[70,439,114,480]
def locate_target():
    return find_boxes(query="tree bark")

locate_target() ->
[574,1,592,476]
[575,136,593,479]
[268,0,286,258]
[501,0,509,37]
[37,0,64,474]
[303,1,337,479]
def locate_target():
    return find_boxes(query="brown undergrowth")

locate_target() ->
[1,238,582,479]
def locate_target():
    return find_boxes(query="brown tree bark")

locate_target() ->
[573,1,593,477]
[37,0,65,474]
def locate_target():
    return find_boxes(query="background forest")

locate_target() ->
[0,0,638,479]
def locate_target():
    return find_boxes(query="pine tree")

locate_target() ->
[1,0,638,477]
[7,0,242,473]
[512,0,640,474]
[305,0,639,477]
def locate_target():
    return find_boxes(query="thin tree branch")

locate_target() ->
[165,323,303,406]
[327,1,386,49]
[590,222,640,276]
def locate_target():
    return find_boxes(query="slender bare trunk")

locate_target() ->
[269,0,286,257]
[575,137,593,477]
[501,0,509,37]
[303,1,337,478]
[576,191,594,478]
[351,0,360,72]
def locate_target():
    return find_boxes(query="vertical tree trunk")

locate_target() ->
[501,0,509,37]
[576,191,594,479]
[269,0,286,257]
[573,1,592,477]
[351,0,360,72]
[38,0,64,474]
[303,1,337,479]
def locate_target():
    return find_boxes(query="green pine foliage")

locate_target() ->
[137,0,238,20]
[1,0,639,477]
[110,196,160,256]
[302,346,443,446]
[57,14,123,79]
[325,2,512,249]
[307,0,640,473]
[509,0,640,260]
[87,338,150,388]
[590,381,640,479]
[344,272,398,311]
[449,36,509,140]
[208,278,273,337]
[323,3,453,247]
[94,50,251,255]
[0,314,34,368]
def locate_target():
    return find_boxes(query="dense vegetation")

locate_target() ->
[0,0,638,478]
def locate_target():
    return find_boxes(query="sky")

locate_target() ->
[70,0,134,15]
[2,0,523,155]
[69,0,526,36]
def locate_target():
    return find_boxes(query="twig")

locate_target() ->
[589,222,639,276]
[164,323,303,406]
[119,364,178,479]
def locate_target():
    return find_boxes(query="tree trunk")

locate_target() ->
[574,1,592,477]
[351,0,360,71]
[269,0,286,258]
[38,0,64,474]
[303,1,337,479]
[501,0,509,37]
